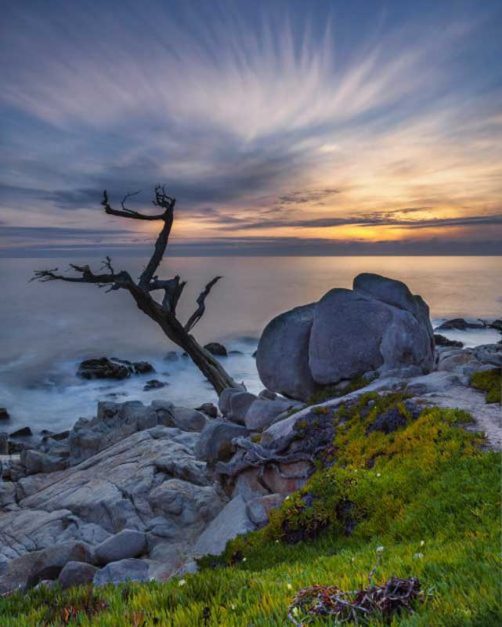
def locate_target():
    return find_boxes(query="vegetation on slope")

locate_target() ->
[0,394,500,626]
[470,368,501,403]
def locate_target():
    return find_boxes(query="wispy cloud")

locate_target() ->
[0,0,501,254]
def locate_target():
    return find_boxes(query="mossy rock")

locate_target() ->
[470,368,501,403]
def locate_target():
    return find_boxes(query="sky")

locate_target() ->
[1,0,501,256]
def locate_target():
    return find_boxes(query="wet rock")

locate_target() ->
[434,334,463,348]
[94,530,147,565]
[58,560,98,589]
[143,379,168,391]
[93,558,149,585]
[204,342,228,357]
[77,357,154,380]
[195,420,249,464]
[164,351,180,362]
[0,408,10,421]
[0,433,8,455]
[436,318,484,331]
[10,426,32,437]
[473,344,502,367]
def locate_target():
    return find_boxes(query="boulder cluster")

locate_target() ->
[257,273,435,400]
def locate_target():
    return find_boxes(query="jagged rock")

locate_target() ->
[195,421,249,464]
[193,495,255,557]
[93,558,150,585]
[227,391,257,425]
[204,342,228,356]
[257,303,318,401]
[94,530,147,565]
[434,334,463,348]
[0,541,93,593]
[244,398,301,431]
[196,403,218,419]
[58,561,98,589]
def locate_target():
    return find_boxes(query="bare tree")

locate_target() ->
[33,186,239,394]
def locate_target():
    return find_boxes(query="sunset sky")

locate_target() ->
[1,0,501,256]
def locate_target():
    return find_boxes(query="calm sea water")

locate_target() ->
[0,256,500,432]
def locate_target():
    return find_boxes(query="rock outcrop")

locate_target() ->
[257,273,435,400]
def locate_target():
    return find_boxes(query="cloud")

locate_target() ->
[0,1,501,254]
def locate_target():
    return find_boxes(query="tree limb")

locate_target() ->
[32,262,132,290]
[101,190,165,221]
[185,276,222,332]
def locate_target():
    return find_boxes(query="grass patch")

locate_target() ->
[470,368,501,403]
[1,394,500,626]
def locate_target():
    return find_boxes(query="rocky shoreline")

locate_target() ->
[1,274,500,595]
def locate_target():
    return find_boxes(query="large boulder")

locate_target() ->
[256,304,319,401]
[93,558,149,585]
[256,274,434,400]
[195,420,249,464]
[58,561,98,589]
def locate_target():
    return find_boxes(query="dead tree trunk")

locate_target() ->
[33,186,239,395]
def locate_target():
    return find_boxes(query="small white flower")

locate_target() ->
[351,557,356,563]
[286,583,293,590]
[376,545,385,553]
[275,539,280,544]
[414,552,424,559]
[230,604,236,610]
[178,579,187,586]
[376,473,381,477]
[420,540,425,547]
[285,496,290,500]
[291,607,300,617]
[242,557,247,562]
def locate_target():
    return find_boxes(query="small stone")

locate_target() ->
[434,334,463,348]
[0,408,10,421]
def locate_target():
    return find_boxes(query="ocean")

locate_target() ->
[0,255,500,433]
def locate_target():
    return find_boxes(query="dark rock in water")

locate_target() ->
[10,426,32,437]
[196,403,218,419]
[0,408,10,421]
[229,350,243,355]
[252,350,257,358]
[143,379,168,391]
[78,357,155,380]
[132,361,155,375]
[0,433,8,455]
[434,334,463,348]
[490,319,502,332]
[436,318,484,331]
[164,351,180,362]
[204,342,228,357]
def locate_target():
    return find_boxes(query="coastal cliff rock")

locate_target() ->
[257,273,434,400]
